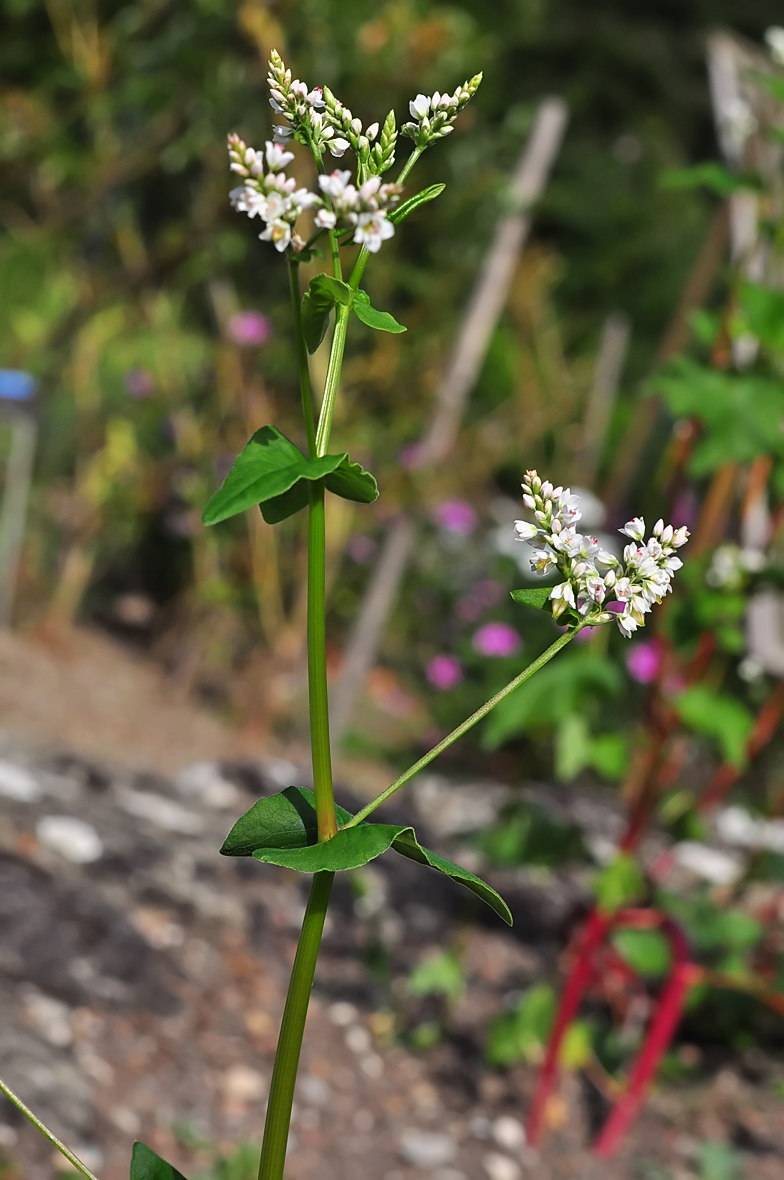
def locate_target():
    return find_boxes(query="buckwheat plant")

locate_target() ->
[0,52,687,1180]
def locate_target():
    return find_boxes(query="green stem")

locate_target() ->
[396,144,425,186]
[288,257,317,458]
[308,480,337,841]
[314,302,350,457]
[345,146,426,296]
[257,871,334,1180]
[0,1075,102,1180]
[345,627,577,827]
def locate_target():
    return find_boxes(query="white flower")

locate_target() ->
[620,517,645,543]
[273,125,294,143]
[328,137,351,157]
[766,27,784,66]
[315,208,337,229]
[319,170,353,199]
[514,520,539,541]
[617,612,640,637]
[353,210,395,252]
[260,218,292,252]
[410,94,431,119]
[265,141,295,171]
[366,122,380,141]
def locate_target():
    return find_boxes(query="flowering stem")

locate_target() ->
[307,479,337,842]
[345,627,577,827]
[288,258,317,458]
[0,1074,103,1180]
[257,870,334,1180]
[314,302,350,457]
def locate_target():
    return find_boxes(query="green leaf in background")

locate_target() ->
[486,983,555,1067]
[388,183,446,225]
[675,686,753,769]
[130,1142,189,1180]
[352,289,406,333]
[510,586,552,610]
[659,162,753,196]
[698,1141,742,1180]
[220,788,511,924]
[736,281,784,353]
[559,1019,594,1069]
[202,426,378,526]
[593,852,645,913]
[554,713,629,782]
[301,274,353,353]
[483,651,623,750]
[408,950,465,1000]
[652,358,784,474]
[612,927,672,978]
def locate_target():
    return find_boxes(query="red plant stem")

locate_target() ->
[526,910,611,1145]
[594,920,695,1157]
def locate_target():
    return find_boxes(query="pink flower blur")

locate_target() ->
[434,500,477,535]
[626,640,663,684]
[125,368,154,398]
[457,579,502,621]
[472,622,522,658]
[426,654,463,691]
[228,310,272,347]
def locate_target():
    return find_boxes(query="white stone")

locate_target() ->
[483,1152,521,1180]
[328,1001,358,1026]
[345,1025,371,1054]
[0,760,42,803]
[0,1125,18,1148]
[297,1074,330,1106]
[23,991,73,1047]
[36,816,103,863]
[673,841,743,885]
[120,789,203,834]
[492,1116,526,1152]
[175,762,240,809]
[360,1053,384,1078]
[399,1130,457,1169]
[220,1064,266,1103]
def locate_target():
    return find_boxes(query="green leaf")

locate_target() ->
[675,686,754,769]
[612,928,672,978]
[202,426,378,527]
[352,289,406,334]
[559,1019,594,1069]
[510,587,552,610]
[659,163,753,196]
[130,1142,189,1180]
[301,274,353,353]
[408,950,465,1000]
[486,983,555,1066]
[220,788,511,924]
[593,851,645,914]
[389,183,446,225]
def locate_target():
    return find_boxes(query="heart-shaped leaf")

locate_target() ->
[130,1142,189,1180]
[220,788,511,925]
[510,587,552,610]
[301,274,353,353]
[352,289,406,334]
[389,183,446,225]
[202,426,378,526]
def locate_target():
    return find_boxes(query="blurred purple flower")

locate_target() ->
[457,578,502,621]
[626,639,663,684]
[216,452,236,481]
[426,654,464,691]
[575,626,594,643]
[125,368,154,398]
[434,499,477,535]
[347,534,377,564]
[228,310,272,347]
[472,622,521,658]
[607,601,624,615]
[671,488,698,530]
[399,442,424,469]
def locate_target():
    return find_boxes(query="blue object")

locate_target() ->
[0,371,37,401]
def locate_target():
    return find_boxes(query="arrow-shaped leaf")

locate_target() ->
[220,787,511,925]
[202,426,378,526]
[352,290,406,334]
[301,274,353,353]
[130,1142,189,1180]
[510,587,552,610]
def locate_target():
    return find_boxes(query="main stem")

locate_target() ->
[346,627,577,827]
[307,479,337,842]
[257,871,334,1180]
[288,258,317,458]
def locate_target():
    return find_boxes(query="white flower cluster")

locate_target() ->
[315,171,401,252]
[766,26,784,68]
[266,49,343,157]
[228,133,321,253]
[514,471,689,638]
[403,75,482,147]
